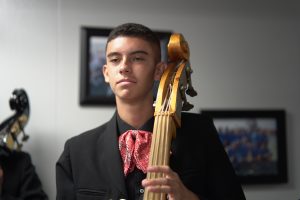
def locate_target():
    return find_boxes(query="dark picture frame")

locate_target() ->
[79,26,172,106]
[201,109,287,184]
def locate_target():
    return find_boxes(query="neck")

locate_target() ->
[116,97,154,129]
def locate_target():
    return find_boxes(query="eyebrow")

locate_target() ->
[106,50,149,58]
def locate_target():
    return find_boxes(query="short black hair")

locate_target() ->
[106,23,161,62]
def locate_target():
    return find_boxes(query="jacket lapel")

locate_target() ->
[96,112,127,199]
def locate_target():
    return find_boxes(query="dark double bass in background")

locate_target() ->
[0,89,30,153]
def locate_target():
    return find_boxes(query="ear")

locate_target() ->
[102,64,109,83]
[154,62,166,81]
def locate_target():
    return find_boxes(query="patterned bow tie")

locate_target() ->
[118,130,152,176]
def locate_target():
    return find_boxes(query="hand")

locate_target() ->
[0,164,3,195]
[142,165,199,200]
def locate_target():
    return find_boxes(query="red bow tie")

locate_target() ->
[118,130,152,176]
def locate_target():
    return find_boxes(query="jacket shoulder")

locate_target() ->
[1,150,31,164]
[181,112,214,126]
[65,122,109,149]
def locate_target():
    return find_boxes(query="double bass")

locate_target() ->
[144,33,197,200]
[0,89,30,152]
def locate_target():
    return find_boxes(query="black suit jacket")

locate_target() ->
[56,112,246,200]
[0,149,48,200]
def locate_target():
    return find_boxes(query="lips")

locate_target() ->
[117,78,136,85]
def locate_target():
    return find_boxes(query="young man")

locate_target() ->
[56,23,246,200]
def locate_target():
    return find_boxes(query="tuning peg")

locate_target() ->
[185,63,197,97]
[21,130,29,142]
[17,119,29,141]
[182,101,194,111]
[186,86,197,97]
[180,85,194,111]
[10,131,23,150]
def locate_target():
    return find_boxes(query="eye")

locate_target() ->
[108,57,120,64]
[132,56,145,62]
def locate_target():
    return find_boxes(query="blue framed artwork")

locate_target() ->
[201,109,288,184]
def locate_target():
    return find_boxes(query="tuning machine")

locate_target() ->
[185,62,197,97]
[180,85,194,111]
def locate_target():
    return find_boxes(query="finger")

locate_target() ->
[142,177,172,187]
[147,165,173,175]
[146,184,172,194]
[147,166,179,180]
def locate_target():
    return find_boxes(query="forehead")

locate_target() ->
[106,36,154,54]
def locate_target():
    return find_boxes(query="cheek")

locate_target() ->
[141,69,156,85]
[139,66,153,77]
[103,67,116,83]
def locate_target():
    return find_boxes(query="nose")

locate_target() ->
[119,58,130,74]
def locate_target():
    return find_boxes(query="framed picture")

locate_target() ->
[201,109,287,184]
[79,26,172,106]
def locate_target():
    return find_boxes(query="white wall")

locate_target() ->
[0,0,299,199]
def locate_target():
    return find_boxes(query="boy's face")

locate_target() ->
[103,36,164,103]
